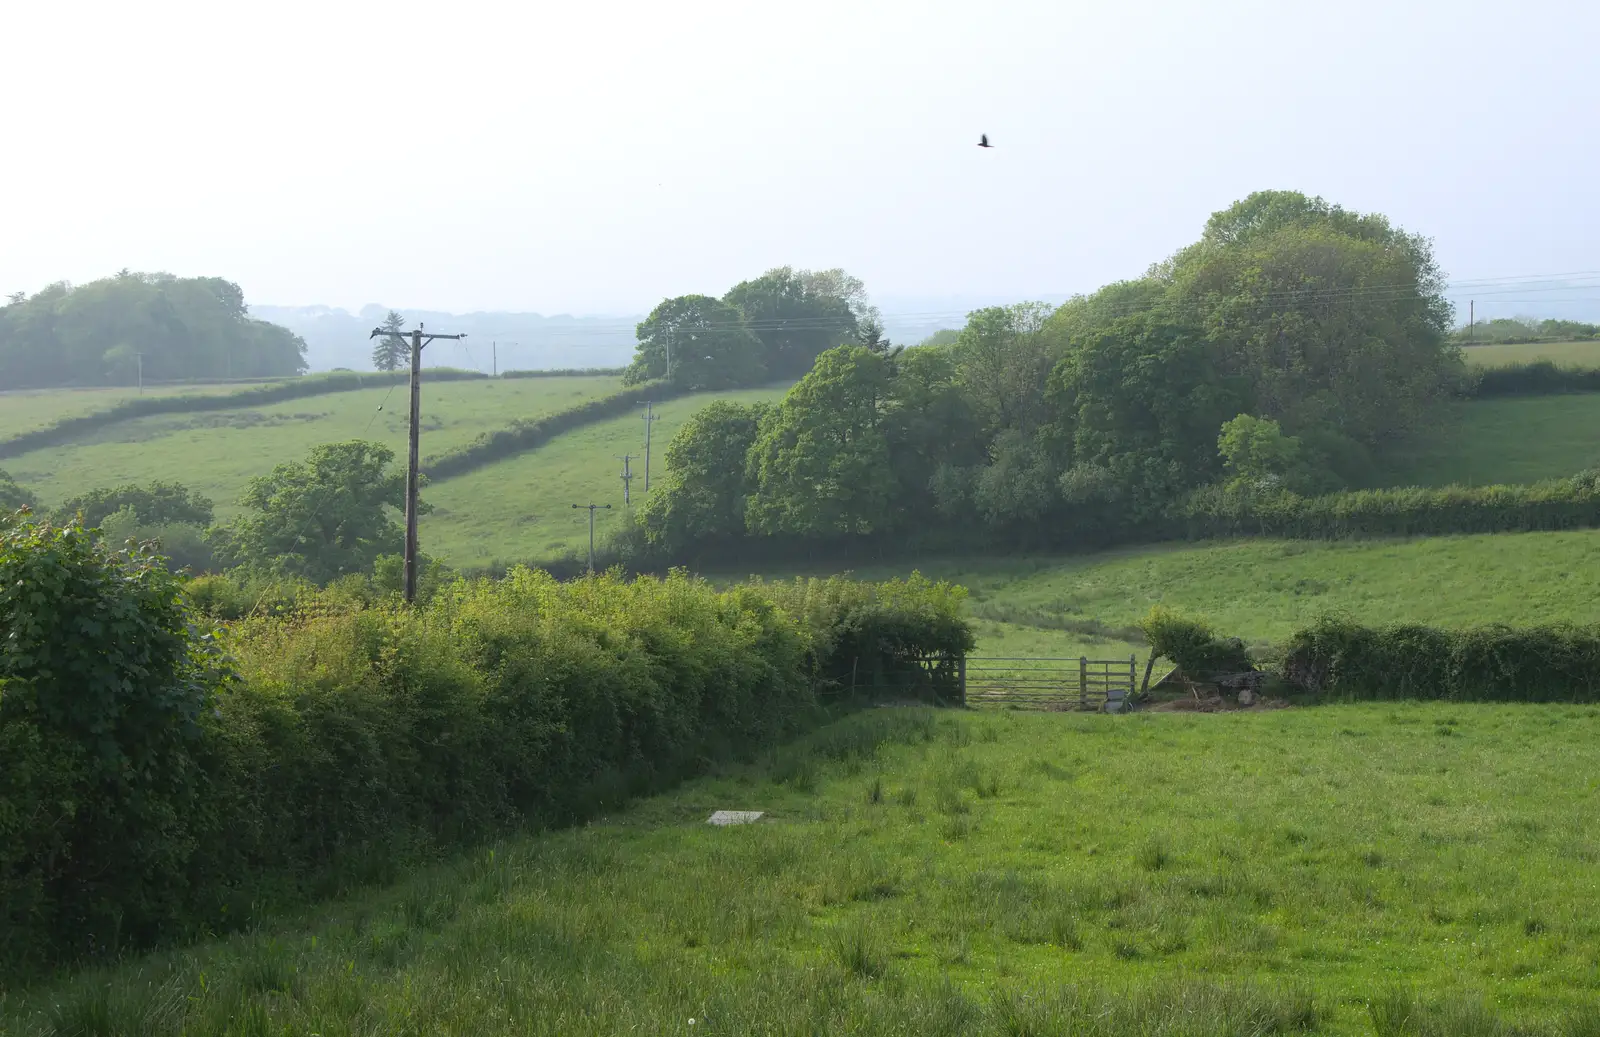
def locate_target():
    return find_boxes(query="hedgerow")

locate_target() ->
[498,366,626,379]
[1467,361,1600,398]
[1281,618,1600,702]
[0,369,487,460]
[0,516,971,971]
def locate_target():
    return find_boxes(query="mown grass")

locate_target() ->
[759,528,1600,661]
[0,382,283,440]
[421,384,791,566]
[1463,340,1600,366]
[4,377,622,518]
[1381,396,1600,488]
[7,705,1600,1035]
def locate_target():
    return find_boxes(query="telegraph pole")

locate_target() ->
[571,503,612,574]
[492,341,497,377]
[1469,300,1474,344]
[642,402,662,491]
[136,352,143,394]
[614,453,635,505]
[369,322,467,604]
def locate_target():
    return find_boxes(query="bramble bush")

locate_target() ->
[1281,618,1600,702]
[2,519,971,971]
[1138,606,1251,677]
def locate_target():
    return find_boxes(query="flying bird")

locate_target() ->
[977,134,992,148]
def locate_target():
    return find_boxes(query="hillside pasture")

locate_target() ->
[749,528,1600,661]
[421,384,791,566]
[7,705,1600,1035]
[0,382,285,440]
[1380,395,1600,487]
[1463,339,1600,366]
[2,376,622,517]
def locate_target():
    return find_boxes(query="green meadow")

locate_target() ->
[7,705,1600,1036]
[0,381,283,440]
[1463,340,1600,366]
[1381,396,1600,487]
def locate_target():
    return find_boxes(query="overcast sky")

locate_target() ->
[4,0,1597,320]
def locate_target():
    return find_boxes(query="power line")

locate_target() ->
[570,503,612,574]
[614,453,635,505]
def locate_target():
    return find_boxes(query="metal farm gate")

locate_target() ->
[960,655,1137,712]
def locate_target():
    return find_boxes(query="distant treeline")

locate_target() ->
[499,367,626,379]
[0,273,309,389]
[0,369,488,460]
[1452,317,1598,345]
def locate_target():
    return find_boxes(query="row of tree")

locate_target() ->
[1452,317,1598,345]
[638,190,1468,552]
[0,272,308,388]
[623,266,887,389]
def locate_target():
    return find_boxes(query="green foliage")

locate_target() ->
[723,266,868,379]
[56,480,214,528]
[882,346,986,525]
[498,366,627,378]
[625,295,766,389]
[1217,414,1303,491]
[641,401,770,551]
[97,507,215,573]
[0,514,222,963]
[1467,360,1600,397]
[369,310,407,371]
[952,302,1058,433]
[1282,618,1600,702]
[1138,606,1251,675]
[0,368,489,461]
[0,468,35,511]
[0,271,307,388]
[223,441,412,582]
[1453,316,1599,345]
[746,346,895,536]
[1176,472,1600,541]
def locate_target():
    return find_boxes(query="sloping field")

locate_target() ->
[1463,339,1600,366]
[758,528,1600,661]
[3,376,622,516]
[0,381,284,440]
[1380,395,1600,487]
[421,385,791,566]
[7,705,1599,1035]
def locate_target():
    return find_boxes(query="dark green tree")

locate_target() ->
[221,441,417,581]
[640,401,771,550]
[625,295,766,389]
[0,470,34,513]
[952,301,1059,434]
[370,310,407,371]
[723,267,866,379]
[746,346,893,536]
[56,482,214,529]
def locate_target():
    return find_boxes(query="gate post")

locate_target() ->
[958,654,967,707]
[1079,656,1088,711]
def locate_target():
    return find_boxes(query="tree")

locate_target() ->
[880,346,985,526]
[640,401,771,550]
[1165,190,1460,447]
[0,272,307,389]
[56,481,214,529]
[222,441,417,581]
[723,267,866,379]
[1048,314,1247,519]
[370,310,407,371]
[624,295,766,389]
[953,302,1059,434]
[745,346,894,536]
[1217,414,1303,491]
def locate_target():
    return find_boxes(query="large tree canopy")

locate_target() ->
[0,271,307,389]
[624,295,766,389]
[640,400,771,551]
[723,267,867,380]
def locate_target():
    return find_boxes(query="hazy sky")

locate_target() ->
[4,0,1597,320]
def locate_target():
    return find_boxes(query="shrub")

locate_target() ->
[1468,361,1600,398]
[1139,606,1251,676]
[1281,618,1600,702]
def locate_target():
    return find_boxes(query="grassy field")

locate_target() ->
[3,377,622,517]
[1381,396,1600,487]
[421,384,791,566]
[8,705,1600,1035]
[744,528,1600,664]
[0,382,287,440]
[1463,339,1600,366]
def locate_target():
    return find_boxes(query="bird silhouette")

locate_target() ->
[978,134,993,148]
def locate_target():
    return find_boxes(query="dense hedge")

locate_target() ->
[421,381,689,480]
[499,367,626,379]
[1282,618,1600,702]
[0,369,488,460]
[0,515,970,970]
[1174,473,1600,541]
[1466,361,1600,398]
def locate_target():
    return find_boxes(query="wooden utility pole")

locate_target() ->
[642,402,661,492]
[571,503,612,573]
[136,352,144,395]
[614,453,635,505]
[369,322,467,604]
[1469,300,1474,343]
